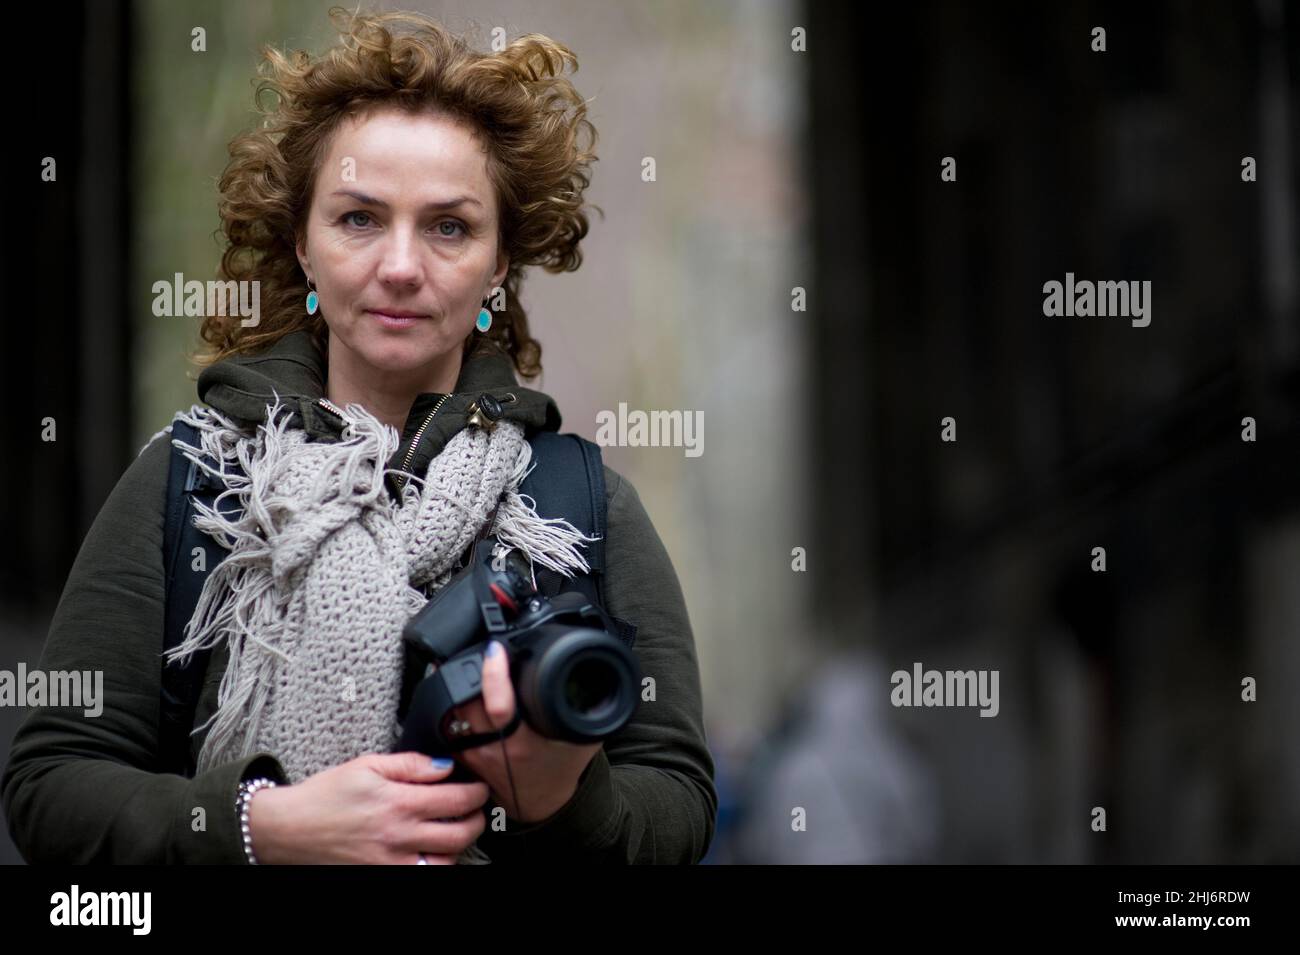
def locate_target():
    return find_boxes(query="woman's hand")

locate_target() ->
[245,752,490,864]
[449,640,602,825]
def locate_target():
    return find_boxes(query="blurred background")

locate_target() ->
[2,0,1297,864]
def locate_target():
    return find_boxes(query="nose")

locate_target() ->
[375,228,423,289]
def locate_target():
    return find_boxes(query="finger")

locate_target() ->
[403,813,487,857]
[399,780,491,820]
[481,640,516,731]
[371,751,458,782]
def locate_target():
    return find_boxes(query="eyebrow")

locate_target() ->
[328,189,483,211]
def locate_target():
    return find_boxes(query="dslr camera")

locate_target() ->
[395,537,640,764]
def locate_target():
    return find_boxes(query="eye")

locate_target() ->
[341,211,373,229]
[435,220,466,238]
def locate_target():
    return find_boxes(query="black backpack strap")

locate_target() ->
[159,419,238,776]
[518,431,637,648]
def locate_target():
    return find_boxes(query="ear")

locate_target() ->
[489,247,509,297]
[295,233,312,285]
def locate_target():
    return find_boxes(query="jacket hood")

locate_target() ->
[195,328,562,494]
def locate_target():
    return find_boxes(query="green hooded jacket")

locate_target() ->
[1,330,717,864]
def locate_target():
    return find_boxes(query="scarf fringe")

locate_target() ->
[166,395,407,769]
[489,439,601,581]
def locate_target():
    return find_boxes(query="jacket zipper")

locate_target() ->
[396,393,453,493]
[318,396,347,419]
[319,391,510,492]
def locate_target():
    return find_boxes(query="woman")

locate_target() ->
[1,9,715,865]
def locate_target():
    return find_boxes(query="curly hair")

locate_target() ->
[193,6,599,380]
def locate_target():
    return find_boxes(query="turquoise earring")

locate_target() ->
[476,306,493,333]
[305,283,319,316]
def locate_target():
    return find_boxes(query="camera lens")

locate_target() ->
[516,623,640,741]
[563,658,619,719]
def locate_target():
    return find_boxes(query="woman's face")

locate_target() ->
[296,107,509,390]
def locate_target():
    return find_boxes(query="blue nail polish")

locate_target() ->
[431,757,454,769]
[486,641,502,658]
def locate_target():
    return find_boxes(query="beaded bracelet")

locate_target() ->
[236,777,278,865]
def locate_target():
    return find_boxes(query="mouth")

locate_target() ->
[366,308,430,329]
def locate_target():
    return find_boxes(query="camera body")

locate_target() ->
[395,537,641,760]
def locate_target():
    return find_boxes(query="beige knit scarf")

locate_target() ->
[161,395,596,794]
